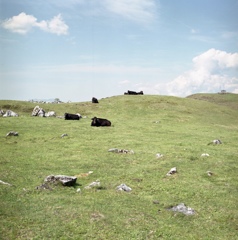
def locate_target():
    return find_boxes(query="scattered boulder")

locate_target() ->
[61,133,68,138]
[207,171,213,176]
[201,153,209,157]
[208,139,222,145]
[32,106,45,117]
[45,111,56,117]
[32,106,41,116]
[108,148,134,154]
[116,183,132,192]
[156,153,163,158]
[38,109,45,117]
[6,131,18,137]
[85,180,100,189]
[44,175,77,186]
[3,110,18,117]
[166,167,177,176]
[168,203,195,215]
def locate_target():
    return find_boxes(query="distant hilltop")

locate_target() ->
[28,98,65,104]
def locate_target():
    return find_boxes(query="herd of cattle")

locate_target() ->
[1,91,142,126]
[0,106,111,127]
[1,105,112,128]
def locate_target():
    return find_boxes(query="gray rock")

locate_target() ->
[85,180,100,189]
[207,171,213,176]
[166,167,177,176]
[116,183,132,192]
[32,106,45,117]
[213,139,222,144]
[44,175,77,186]
[169,203,195,215]
[3,110,18,117]
[6,131,18,137]
[208,139,222,145]
[156,153,163,158]
[108,148,134,154]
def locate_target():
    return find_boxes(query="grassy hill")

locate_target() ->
[0,94,238,239]
[187,92,238,110]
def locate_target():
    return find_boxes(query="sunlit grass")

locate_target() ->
[0,94,238,239]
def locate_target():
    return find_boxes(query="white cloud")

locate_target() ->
[166,49,238,96]
[1,12,68,35]
[102,0,158,24]
[1,12,37,34]
[36,14,68,35]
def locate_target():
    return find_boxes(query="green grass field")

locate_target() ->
[0,93,238,239]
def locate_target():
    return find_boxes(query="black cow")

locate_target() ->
[64,113,81,120]
[91,117,111,127]
[124,90,144,95]
[92,97,99,103]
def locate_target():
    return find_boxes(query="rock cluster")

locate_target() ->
[168,203,195,215]
[108,148,134,154]
[6,131,18,137]
[32,106,45,117]
[44,175,77,186]
[116,183,132,192]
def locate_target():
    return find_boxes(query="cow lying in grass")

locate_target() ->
[124,90,143,95]
[91,117,111,127]
[92,97,99,103]
[64,113,82,120]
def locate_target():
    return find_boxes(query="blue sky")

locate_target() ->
[1,0,238,102]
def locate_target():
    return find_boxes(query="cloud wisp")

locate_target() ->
[1,12,68,35]
[102,0,158,24]
[50,0,158,25]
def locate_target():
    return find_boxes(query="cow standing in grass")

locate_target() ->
[91,117,111,127]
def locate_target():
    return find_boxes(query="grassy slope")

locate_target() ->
[0,94,238,239]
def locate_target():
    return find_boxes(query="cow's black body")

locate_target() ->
[91,117,111,127]
[92,97,99,103]
[64,113,80,120]
[124,90,143,95]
